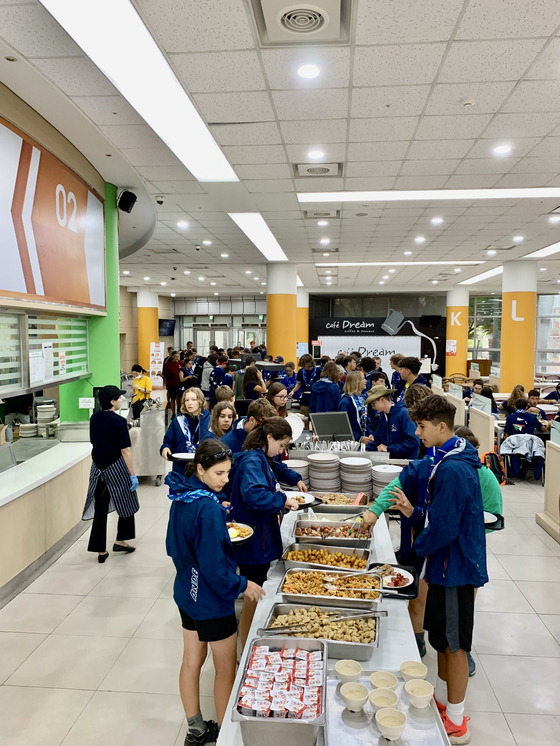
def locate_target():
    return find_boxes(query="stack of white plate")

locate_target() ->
[285,459,309,489]
[307,452,341,492]
[37,403,57,437]
[372,464,403,499]
[340,456,374,500]
[19,423,38,438]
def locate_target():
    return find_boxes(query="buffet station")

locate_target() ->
[218,453,451,746]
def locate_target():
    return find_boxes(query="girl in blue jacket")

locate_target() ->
[337,370,373,444]
[227,416,304,645]
[165,439,264,745]
[160,388,210,473]
[310,361,342,413]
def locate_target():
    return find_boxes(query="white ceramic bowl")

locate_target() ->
[335,659,362,684]
[369,670,398,691]
[375,708,407,741]
[368,687,399,713]
[340,682,369,713]
[400,660,428,682]
[404,678,434,709]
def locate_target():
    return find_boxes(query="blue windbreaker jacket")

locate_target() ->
[310,378,341,414]
[367,400,420,458]
[160,410,211,473]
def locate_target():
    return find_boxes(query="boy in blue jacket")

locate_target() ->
[504,397,548,436]
[365,386,420,459]
[221,398,277,453]
[391,395,487,745]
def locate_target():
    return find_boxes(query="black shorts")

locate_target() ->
[167,385,181,398]
[424,584,475,654]
[238,562,271,587]
[178,608,237,642]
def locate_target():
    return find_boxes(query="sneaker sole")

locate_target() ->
[449,729,471,745]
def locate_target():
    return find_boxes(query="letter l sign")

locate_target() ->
[512,300,524,322]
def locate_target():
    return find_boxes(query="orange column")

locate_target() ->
[267,263,297,364]
[500,261,537,392]
[136,289,159,370]
[445,288,469,377]
[297,289,309,352]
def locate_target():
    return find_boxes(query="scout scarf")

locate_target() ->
[351,393,368,435]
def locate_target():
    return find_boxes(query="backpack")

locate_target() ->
[480,451,506,486]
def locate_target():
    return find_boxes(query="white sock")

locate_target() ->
[434,676,447,706]
[446,699,465,727]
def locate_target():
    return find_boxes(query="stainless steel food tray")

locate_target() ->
[282,543,371,572]
[278,567,382,610]
[259,603,380,661]
[294,519,370,547]
[312,492,366,514]
[231,636,327,746]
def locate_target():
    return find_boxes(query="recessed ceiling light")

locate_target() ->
[487,249,497,256]
[388,268,395,273]
[326,281,332,285]
[143,276,150,281]
[177,221,189,229]
[198,276,205,281]
[431,280,439,284]
[323,252,330,257]
[253,276,259,280]
[493,143,512,156]
[171,292,176,297]
[454,268,462,273]
[260,291,264,294]
[382,275,389,279]
[160,281,167,286]
[221,253,229,258]
[122,270,130,275]
[183,270,190,275]
[404,251,413,256]
[214,292,219,296]
[415,236,426,244]
[540,267,547,271]
[245,270,252,274]
[320,238,330,245]
[261,282,266,286]
[308,149,325,159]
[298,63,320,79]
[317,220,328,226]
[202,240,212,246]
[325,270,331,275]
[512,235,524,243]
[549,215,560,224]
[210,282,216,286]
[431,217,444,225]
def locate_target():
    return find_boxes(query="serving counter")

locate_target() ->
[218,508,420,746]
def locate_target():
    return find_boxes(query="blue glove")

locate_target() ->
[130,475,139,491]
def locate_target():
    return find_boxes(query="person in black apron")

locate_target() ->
[82,385,139,563]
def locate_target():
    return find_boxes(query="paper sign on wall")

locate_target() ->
[29,350,44,386]
[59,350,66,376]
[446,339,457,356]
[150,342,164,389]
[42,342,54,382]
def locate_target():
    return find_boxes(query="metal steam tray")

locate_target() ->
[282,543,371,573]
[278,567,382,610]
[294,518,370,548]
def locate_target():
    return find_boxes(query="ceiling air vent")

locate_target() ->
[485,245,514,252]
[249,0,353,46]
[296,162,341,177]
[304,209,340,219]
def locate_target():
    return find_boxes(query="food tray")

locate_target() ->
[370,563,420,601]
[278,567,382,610]
[232,636,327,746]
[324,673,449,746]
[312,492,367,514]
[259,603,380,661]
[294,519,371,548]
[282,543,371,572]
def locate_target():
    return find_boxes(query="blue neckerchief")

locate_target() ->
[177,414,200,452]
[351,393,368,434]
[433,436,459,465]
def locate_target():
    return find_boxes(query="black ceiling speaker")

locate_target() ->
[117,190,137,213]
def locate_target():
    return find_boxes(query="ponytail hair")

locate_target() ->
[184,438,233,478]
[132,363,148,374]
[243,416,292,453]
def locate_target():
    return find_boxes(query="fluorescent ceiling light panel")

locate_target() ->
[297,188,560,203]
[523,241,560,259]
[459,267,503,285]
[228,213,288,262]
[38,0,238,183]
[315,261,483,268]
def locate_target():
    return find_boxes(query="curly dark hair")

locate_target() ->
[408,394,456,430]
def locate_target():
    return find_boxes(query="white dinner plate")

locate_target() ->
[284,491,316,507]
[227,523,254,543]
[484,511,498,524]
[381,567,415,589]
[172,452,195,460]
[286,414,305,443]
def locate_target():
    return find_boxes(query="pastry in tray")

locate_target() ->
[282,570,381,599]
[318,492,355,505]
[295,523,369,539]
[269,606,376,643]
[284,548,367,570]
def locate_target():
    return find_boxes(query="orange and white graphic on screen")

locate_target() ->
[1,116,105,309]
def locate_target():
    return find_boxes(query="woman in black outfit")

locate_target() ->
[82,385,139,563]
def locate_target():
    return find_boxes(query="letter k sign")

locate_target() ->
[450,310,461,326]
[511,300,524,322]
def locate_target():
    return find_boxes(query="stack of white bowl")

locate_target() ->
[339,456,374,501]
[36,403,57,437]
[19,423,38,438]
[307,452,341,492]
[284,459,309,489]
[372,464,403,499]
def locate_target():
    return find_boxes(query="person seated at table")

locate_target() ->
[160,388,211,473]
[221,398,277,453]
[338,370,373,445]
[527,389,548,421]
[463,378,484,403]
[478,386,499,418]
[542,382,560,404]
[365,386,420,459]
[504,398,549,436]
[499,384,525,416]
[310,361,341,413]
[396,356,428,402]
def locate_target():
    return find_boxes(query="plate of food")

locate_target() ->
[284,491,319,508]
[372,563,415,589]
[484,511,497,524]
[226,523,254,544]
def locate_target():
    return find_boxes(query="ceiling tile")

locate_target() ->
[120,148,184,167]
[32,57,118,97]
[527,137,560,157]
[71,95,145,126]
[148,181,205,194]
[279,119,348,144]
[483,112,560,138]
[425,82,516,115]
[351,86,430,118]
[344,177,397,191]
[415,114,493,140]
[137,166,197,181]
[347,142,409,161]
[136,0,254,52]
[99,124,165,149]
[501,81,560,112]
[401,159,461,176]
[171,51,265,92]
[495,172,558,187]
[210,122,281,146]
[345,161,403,178]
[349,117,418,142]
[510,156,560,173]
[271,89,348,120]
[456,0,560,39]
[438,39,545,82]
[466,137,542,158]
[261,48,351,89]
[193,91,275,123]
[455,157,519,174]
[526,38,560,80]
[285,143,346,162]
[235,164,293,180]
[353,44,446,87]
[355,0,464,44]
[394,175,449,189]
[407,139,475,159]
[0,3,82,57]
[296,178,345,192]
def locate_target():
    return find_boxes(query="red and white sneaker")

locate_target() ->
[434,695,446,716]
[441,713,471,745]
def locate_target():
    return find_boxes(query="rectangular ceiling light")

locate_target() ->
[523,241,560,259]
[228,213,288,262]
[38,0,238,182]
[315,261,483,267]
[459,266,504,285]
[297,188,560,203]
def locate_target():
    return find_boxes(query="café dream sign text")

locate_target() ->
[324,320,376,332]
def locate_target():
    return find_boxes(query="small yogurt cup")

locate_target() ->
[404,678,434,709]
[375,707,407,741]
[335,659,362,684]
[400,660,428,682]
[369,670,398,691]
[368,687,399,713]
[340,682,369,712]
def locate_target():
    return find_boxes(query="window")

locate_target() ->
[536,295,560,375]
[468,296,502,363]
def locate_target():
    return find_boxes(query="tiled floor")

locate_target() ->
[0,479,559,745]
